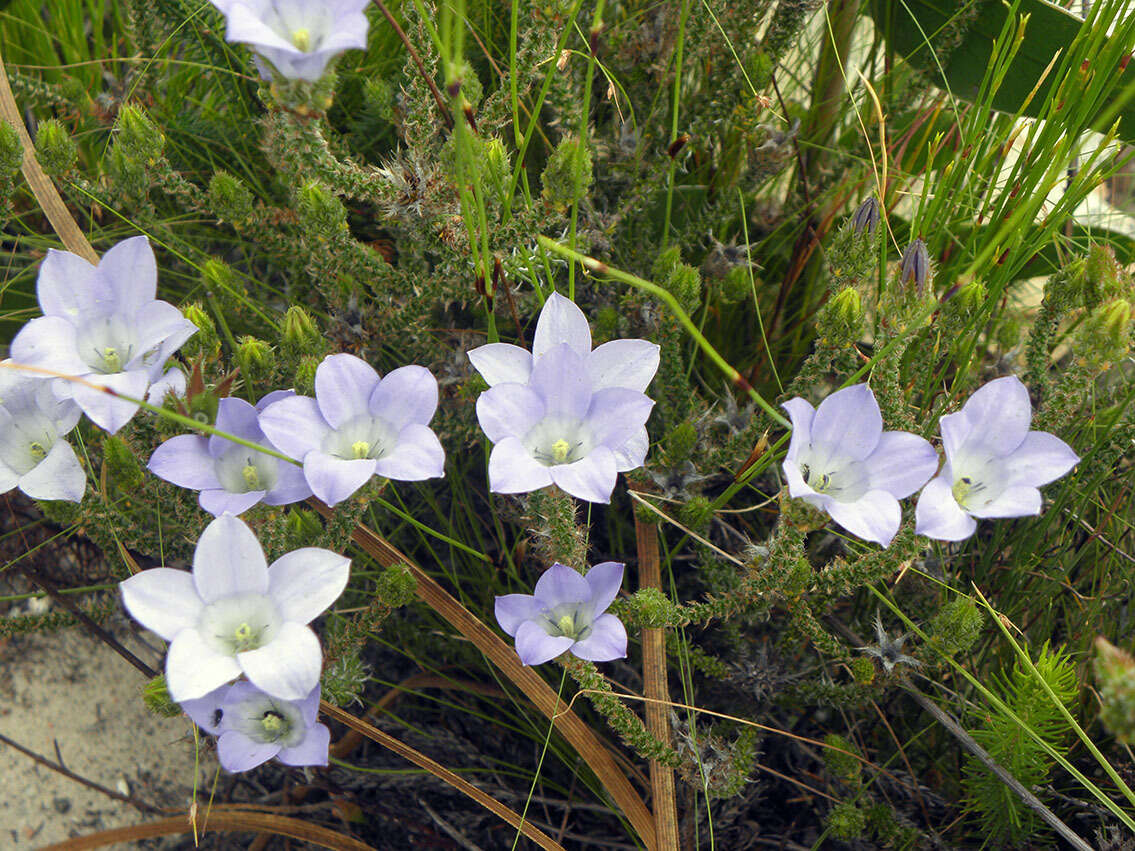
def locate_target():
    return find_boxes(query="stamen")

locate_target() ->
[101,347,123,373]
[951,475,986,508]
[556,613,576,637]
[351,440,371,459]
[551,439,571,464]
[800,463,811,483]
[241,463,261,490]
[29,442,47,461]
[261,711,285,734]
[291,28,311,51]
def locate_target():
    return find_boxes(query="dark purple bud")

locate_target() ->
[900,238,930,295]
[851,196,880,236]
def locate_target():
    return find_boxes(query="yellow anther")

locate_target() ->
[29,442,47,461]
[262,713,284,733]
[351,440,371,459]
[291,28,311,51]
[234,623,253,641]
[952,476,974,508]
[241,464,261,490]
[102,347,123,373]
[557,614,576,636]
[551,439,571,464]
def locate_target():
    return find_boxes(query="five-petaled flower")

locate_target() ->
[782,384,938,547]
[10,236,195,434]
[259,354,446,506]
[120,513,349,702]
[0,362,85,502]
[148,391,311,516]
[208,0,371,82]
[469,293,659,503]
[495,562,627,666]
[915,375,1079,541]
[180,682,330,772]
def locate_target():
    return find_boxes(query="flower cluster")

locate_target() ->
[120,513,349,769]
[782,378,1078,546]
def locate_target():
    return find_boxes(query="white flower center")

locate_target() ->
[0,412,57,475]
[523,417,594,467]
[226,692,306,747]
[76,316,159,375]
[291,28,311,51]
[796,444,867,502]
[536,602,592,641]
[214,446,280,494]
[262,2,333,54]
[949,452,1006,510]
[198,594,282,655]
[323,415,397,462]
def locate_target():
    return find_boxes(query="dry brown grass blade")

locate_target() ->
[312,503,657,848]
[320,700,566,851]
[635,516,680,849]
[0,49,98,263]
[40,810,376,851]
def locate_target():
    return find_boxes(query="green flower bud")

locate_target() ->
[850,196,880,237]
[294,355,320,395]
[202,258,238,293]
[1082,243,1127,306]
[34,119,77,177]
[208,171,256,224]
[235,336,275,384]
[899,237,930,295]
[1094,637,1135,744]
[142,675,182,718]
[297,181,348,234]
[0,121,22,176]
[664,263,701,313]
[928,597,984,656]
[541,136,592,210]
[377,562,417,609]
[280,305,321,355]
[103,436,145,491]
[678,495,713,531]
[818,287,862,343]
[116,104,165,164]
[181,302,219,356]
[1079,298,1132,366]
[651,245,682,282]
[826,800,867,840]
[664,421,698,463]
[822,733,862,785]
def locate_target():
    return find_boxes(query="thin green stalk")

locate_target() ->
[659,0,691,249]
[567,0,605,300]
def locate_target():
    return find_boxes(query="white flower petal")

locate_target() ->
[94,235,158,315]
[37,249,97,318]
[915,476,977,541]
[825,490,902,547]
[217,730,281,772]
[369,365,438,431]
[268,548,350,624]
[549,446,618,504]
[476,383,545,443]
[18,439,85,502]
[533,292,592,359]
[314,353,381,429]
[1005,431,1079,488]
[277,723,331,767]
[259,395,330,460]
[192,514,269,602]
[70,370,150,434]
[570,613,627,662]
[374,423,445,480]
[239,622,322,700]
[865,431,940,498]
[587,340,660,392]
[810,384,882,460]
[467,343,532,386]
[584,561,623,616]
[166,629,242,702]
[10,316,88,375]
[148,435,223,490]
[120,568,203,641]
[949,376,1032,456]
[302,451,375,506]
[611,426,649,472]
[968,485,1042,519]
[487,437,554,494]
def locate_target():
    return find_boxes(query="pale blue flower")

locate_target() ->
[495,562,627,666]
[915,376,1079,541]
[10,236,195,434]
[120,514,349,702]
[468,292,659,473]
[148,391,311,516]
[209,0,371,82]
[181,682,329,772]
[259,354,445,507]
[0,362,85,502]
[782,384,938,547]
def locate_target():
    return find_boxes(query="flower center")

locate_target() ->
[261,710,287,736]
[795,446,867,502]
[77,317,139,375]
[291,28,311,51]
[538,603,592,641]
[215,447,279,495]
[0,413,58,475]
[100,347,125,374]
[325,415,397,462]
[28,441,47,461]
[199,594,282,656]
[226,692,306,747]
[351,440,371,459]
[949,453,1006,510]
[523,418,594,467]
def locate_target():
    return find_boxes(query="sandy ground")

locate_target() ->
[0,617,213,848]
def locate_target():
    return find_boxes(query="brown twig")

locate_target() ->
[321,701,566,851]
[635,517,679,849]
[0,48,97,262]
[370,0,454,131]
[309,500,658,850]
[0,731,163,815]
